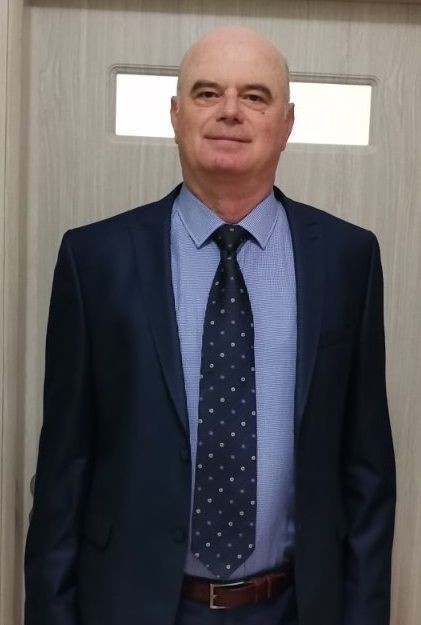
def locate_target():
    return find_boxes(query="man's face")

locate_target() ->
[170,35,294,185]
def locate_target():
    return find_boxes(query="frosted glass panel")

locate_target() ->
[115,74,177,138]
[115,73,372,146]
[289,82,371,145]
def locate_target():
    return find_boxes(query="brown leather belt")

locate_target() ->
[182,564,293,610]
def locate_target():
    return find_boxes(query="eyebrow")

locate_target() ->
[190,80,273,101]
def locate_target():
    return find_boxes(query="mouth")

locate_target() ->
[206,136,250,143]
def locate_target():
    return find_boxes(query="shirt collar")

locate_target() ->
[174,183,281,250]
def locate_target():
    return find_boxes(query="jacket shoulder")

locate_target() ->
[283,194,376,242]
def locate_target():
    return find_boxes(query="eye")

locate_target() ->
[243,93,267,105]
[197,90,219,100]
[246,94,263,102]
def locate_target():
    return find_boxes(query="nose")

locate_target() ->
[217,93,243,124]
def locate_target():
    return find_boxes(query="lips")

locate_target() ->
[206,136,250,143]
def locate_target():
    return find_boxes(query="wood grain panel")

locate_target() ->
[14,1,421,624]
[0,0,25,623]
[0,0,8,613]
[28,0,421,10]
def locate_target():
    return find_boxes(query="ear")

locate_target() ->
[170,96,179,143]
[281,102,295,151]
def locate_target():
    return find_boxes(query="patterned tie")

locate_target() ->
[191,224,257,578]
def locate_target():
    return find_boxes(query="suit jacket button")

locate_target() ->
[172,527,186,543]
[180,448,190,463]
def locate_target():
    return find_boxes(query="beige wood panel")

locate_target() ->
[0,0,25,623]
[0,0,7,612]
[14,1,421,624]
[29,0,421,8]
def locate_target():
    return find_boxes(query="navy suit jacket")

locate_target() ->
[25,185,396,625]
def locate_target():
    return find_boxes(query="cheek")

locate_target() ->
[177,116,204,143]
[264,120,289,145]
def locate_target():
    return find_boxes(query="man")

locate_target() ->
[25,26,395,625]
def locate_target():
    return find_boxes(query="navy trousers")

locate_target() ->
[175,585,298,625]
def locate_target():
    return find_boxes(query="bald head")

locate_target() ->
[177,26,290,103]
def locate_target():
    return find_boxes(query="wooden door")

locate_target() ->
[1,1,421,623]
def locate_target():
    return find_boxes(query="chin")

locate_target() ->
[207,155,252,174]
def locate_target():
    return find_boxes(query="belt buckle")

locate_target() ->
[209,580,246,609]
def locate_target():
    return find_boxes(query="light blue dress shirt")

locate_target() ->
[171,184,297,580]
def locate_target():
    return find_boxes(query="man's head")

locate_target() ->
[170,26,294,196]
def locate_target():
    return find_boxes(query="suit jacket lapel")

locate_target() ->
[129,185,189,436]
[128,184,324,442]
[278,190,325,439]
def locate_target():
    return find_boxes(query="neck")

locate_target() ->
[183,173,275,223]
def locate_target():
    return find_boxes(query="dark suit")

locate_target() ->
[25,185,395,625]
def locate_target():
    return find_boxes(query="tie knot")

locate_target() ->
[212,225,249,253]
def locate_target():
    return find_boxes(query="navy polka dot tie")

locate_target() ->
[191,224,257,578]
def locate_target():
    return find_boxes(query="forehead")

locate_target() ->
[180,39,285,96]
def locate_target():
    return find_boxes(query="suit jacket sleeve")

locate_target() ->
[343,234,396,625]
[24,232,94,625]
